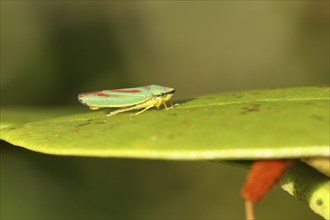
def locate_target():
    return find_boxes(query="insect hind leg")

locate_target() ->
[133,105,154,116]
[107,102,155,117]
[107,105,139,116]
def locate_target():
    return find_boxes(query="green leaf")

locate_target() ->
[0,107,81,129]
[1,86,329,219]
[1,86,329,159]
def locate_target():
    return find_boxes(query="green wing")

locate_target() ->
[78,88,153,108]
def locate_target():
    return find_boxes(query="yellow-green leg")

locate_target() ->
[107,103,155,117]
[107,105,140,116]
[134,105,154,115]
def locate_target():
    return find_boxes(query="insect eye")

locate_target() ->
[164,89,175,95]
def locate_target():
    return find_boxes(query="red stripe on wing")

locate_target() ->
[95,92,110,97]
[110,89,141,93]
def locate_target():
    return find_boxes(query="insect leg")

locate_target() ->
[134,105,154,116]
[163,102,169,110]
[163,101,179,110]
[107,105,141,116]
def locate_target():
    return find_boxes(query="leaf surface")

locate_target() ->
[1,86,328,160]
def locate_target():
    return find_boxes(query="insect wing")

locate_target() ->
[78,87,152,108]
[148,85,165,96]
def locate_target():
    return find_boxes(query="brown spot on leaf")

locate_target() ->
[169,112,178,117]
[78,122,90,127]
[240,104,261,114]
[8,126,19,130]
[311,115,323,120]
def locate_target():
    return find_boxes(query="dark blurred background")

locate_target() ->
[1,1,329,106]
[1,1,328,219]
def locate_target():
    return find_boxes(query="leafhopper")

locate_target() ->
[78,85,176,116]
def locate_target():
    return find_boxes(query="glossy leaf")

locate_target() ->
[1,86,329,219]
[1,86,328,159]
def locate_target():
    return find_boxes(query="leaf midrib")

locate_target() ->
[181,97,329,109]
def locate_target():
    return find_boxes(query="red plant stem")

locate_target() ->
[241,160,292,219]
[242,160,291,202]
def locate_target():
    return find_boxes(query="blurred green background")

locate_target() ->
[1,1,328,219]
